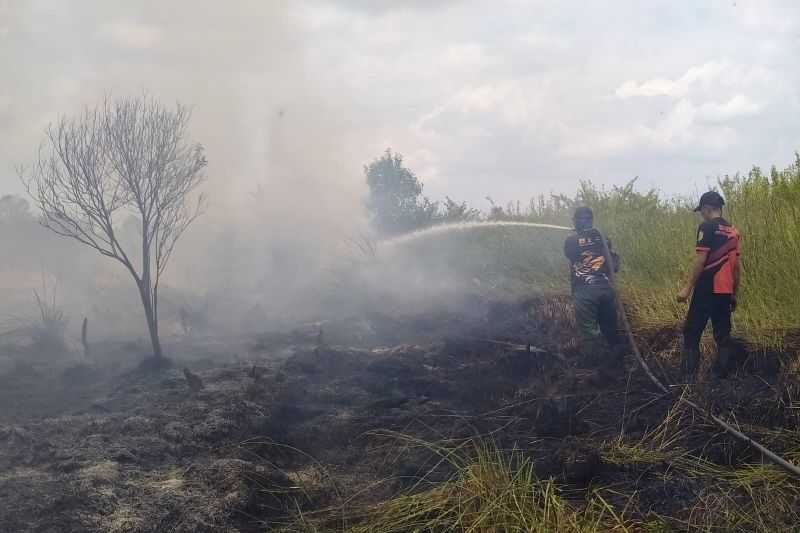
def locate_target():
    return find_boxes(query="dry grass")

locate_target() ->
[601,402,800,532]
[280,436,637,533]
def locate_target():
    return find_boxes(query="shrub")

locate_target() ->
[29,287,68,355]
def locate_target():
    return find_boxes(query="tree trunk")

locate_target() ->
[138,282,163,360]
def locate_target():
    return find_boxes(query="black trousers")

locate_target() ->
[683,291,732,352]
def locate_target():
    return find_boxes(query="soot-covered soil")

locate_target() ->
[0,296,797,532]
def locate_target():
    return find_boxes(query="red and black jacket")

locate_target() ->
[695,217,740,295]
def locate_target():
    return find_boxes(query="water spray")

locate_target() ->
[383,221,573,247]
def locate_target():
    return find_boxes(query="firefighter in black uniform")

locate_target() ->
[677,191,741,378]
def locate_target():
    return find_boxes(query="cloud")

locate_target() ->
[615,61,727,99]
[696,94,762,122]
[100,21,163,49]
[3,0,800,214]
[439,43,497,72]
[733,1,799,34]
[330,0,465,15]
[515,30,570,52]
[448,81,533,123]
[560,97,741,159]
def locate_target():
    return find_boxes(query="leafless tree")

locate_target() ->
[21,94,207,361]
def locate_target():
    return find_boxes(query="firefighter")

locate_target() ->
[564,207,622,365]
[677,191,741,379]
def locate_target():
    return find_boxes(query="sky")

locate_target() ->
[2,0,800,210]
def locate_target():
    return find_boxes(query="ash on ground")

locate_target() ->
[0,296,796,532]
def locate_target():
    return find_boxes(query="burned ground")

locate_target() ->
[0,296,798,532]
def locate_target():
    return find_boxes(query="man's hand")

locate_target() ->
[731,294,738,312]
[677,286,692,303]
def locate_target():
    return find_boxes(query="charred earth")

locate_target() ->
[1,296,798,532]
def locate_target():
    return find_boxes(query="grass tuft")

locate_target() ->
[282,438,636,533]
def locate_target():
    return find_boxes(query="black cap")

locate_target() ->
[694,191,725,212]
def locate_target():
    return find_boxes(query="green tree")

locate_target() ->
[365,149,438,236]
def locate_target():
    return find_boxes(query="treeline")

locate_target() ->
[366,149,800,347]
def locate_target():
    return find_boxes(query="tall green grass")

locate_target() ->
[512,155,800,349]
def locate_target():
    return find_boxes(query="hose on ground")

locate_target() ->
[597,230,800,480]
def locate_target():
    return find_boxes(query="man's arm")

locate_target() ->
[677,250,709,302]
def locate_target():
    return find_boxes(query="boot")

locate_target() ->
[681,348,700,380]
[713,345,733,378]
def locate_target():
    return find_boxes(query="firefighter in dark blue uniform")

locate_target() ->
[564,207,623,366]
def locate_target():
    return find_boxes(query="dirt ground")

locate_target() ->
[0,296,798,532]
